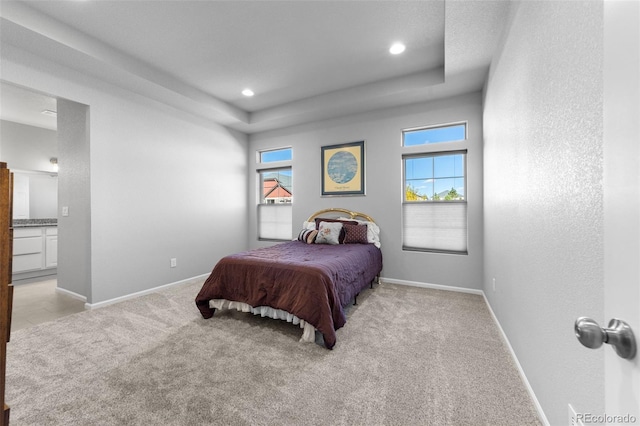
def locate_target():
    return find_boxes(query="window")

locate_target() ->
[257,148,292,240]
[403,123,466,147]
[260,147,292,163]
[260,169,292,205]
[405,153,465,201]
[402,124,467,254]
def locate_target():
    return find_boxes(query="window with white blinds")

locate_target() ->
[257,149,292,241]
[402,202,467,253]
[402,123,468,254]
[258,203,293,240]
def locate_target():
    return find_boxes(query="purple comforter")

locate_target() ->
[195,241,383,349]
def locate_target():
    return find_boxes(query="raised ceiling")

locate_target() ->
[0,82,57,130]
[0,0,511,133]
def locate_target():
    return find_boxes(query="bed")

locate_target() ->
[195,208,383,349]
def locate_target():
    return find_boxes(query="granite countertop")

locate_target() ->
[13,218,58,228]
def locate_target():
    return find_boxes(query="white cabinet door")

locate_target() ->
[45,235,58,268]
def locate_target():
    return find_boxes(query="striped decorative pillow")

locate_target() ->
[297,228,318,244]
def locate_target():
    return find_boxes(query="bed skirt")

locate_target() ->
[209,299,316,343]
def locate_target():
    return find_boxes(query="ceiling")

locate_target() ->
[0,0,511,134]
[0,82,57,130]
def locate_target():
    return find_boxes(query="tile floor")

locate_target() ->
[10,278,86,332]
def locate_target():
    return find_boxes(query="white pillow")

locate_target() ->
[315,221,343,245]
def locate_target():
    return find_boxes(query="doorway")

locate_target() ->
[0,82,91,327]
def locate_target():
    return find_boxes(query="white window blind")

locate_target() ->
[403,202,467,253]
[258,204,292,240]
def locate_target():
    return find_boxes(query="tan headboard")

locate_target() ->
[306,208,375,223]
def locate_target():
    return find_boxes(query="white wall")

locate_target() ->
[0,119,57,172]
[249,92,484,290]
[483,2,604,424]
[1,43,249,304]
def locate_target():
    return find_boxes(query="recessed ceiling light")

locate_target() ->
[389,43,406,55]
[41,109,57,117]
[242,89,254,97]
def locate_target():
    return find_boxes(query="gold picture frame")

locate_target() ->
[321,141,365,196]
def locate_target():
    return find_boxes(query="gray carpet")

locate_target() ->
[6,279,541,425]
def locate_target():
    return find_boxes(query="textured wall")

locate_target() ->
[483,1,604,424]
[57,99,92,299]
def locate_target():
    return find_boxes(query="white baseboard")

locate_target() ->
[380,276,483,295]
[381,276,548,425]
[85,273,209,310]
[482,293,550,426]
[55,286,87,303]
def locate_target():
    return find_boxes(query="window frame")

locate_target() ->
[258,147,293,164]
[256,156,293,241]
[402,122,467,147]
[401,122,469,255]
[402,150,467,203]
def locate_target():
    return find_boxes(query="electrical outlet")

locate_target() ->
[492,278,496,291]
[62,206,69,217]
[170,258,177,268]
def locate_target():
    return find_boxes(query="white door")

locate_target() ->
[603,0,640,420]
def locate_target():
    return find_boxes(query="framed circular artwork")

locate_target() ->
[321,141,365,196]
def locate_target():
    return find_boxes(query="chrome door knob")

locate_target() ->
[575,317,637,360]
[575,317,606,349]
